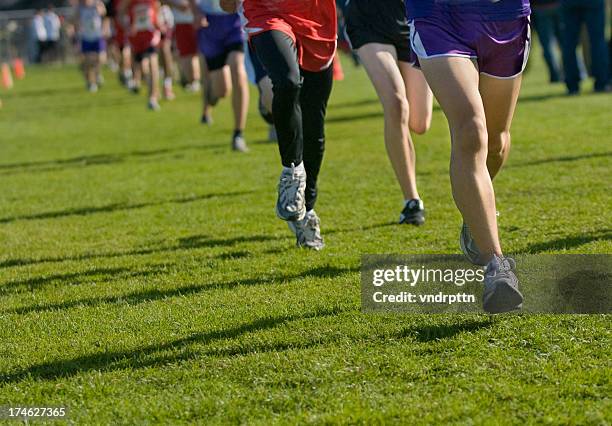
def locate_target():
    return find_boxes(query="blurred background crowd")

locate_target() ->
[0,0,610,95]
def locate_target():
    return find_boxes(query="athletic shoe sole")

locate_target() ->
[483,281,524,314]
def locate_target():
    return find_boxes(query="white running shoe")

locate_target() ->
[276,162,306,221]
[148,98,161,111]
[288,210,324,250]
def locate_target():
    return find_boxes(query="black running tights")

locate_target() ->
[251,30,334,212]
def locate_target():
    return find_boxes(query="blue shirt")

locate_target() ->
[197,0,227,15]
[405,0,531,21]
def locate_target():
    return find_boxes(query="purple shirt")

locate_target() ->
[405,0,531,21]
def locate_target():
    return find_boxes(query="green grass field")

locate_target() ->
[0,50,610,424]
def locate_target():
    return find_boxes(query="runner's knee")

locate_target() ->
[488,130,511,158]
[383,92,409,128]
[453,117,488,156]
[409,111,432,135]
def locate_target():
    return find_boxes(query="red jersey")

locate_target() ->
[129,0,158,34]
[243,0,336,42]
[127,0,160,53]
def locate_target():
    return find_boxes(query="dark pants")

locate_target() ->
[251,30,334,212]
[532,6,563,82]
[561,0,609,92]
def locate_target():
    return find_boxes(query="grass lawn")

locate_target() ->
[0,49,610,424]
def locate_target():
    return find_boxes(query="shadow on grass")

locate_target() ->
[0,233,282,270]
[0,191,252,224]
[509,151,612,168]
[517,91,570,103]
[0,221,395,269]
[0,306,348,383]
[520,229,612,253]
[0,142,229,176]
[5,264,359,315]
[396,319,493,343]
[1,265,169,295]
[4,85,84,98]
[326,110,384,124]
[329,98,380,110]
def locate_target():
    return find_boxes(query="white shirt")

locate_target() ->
[44,11,61,41]
[32,15,47,41]
[171,0,193,24]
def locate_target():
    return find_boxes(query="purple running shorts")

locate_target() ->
[409,14,531,79]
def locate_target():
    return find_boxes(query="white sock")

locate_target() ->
[164,77,173,89]
[284,162,304,173]
[405,199,423,208]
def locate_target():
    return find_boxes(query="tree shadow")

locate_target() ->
[0,306,348,383]
[396,318,493,342]
[0,143,229,176]
[520,230,612,253]
[509,151,612,168]
[6,264,358,315]
[0,190,252,224]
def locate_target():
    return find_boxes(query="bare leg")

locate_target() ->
[357,43,419,201]
[399,61,433,135]
[201,57,231,117]
[86,53,96,86]
[227,51,249,132]
[191,55,201,82]
[479,74,522,180]
[161,39,175,98]
[148,53,160,101]
[179,56,193,83]
[419,57,501,261]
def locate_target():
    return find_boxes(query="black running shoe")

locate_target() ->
[399,199,425,226]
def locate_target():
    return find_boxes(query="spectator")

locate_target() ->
[560,0,610,94]
[44,5,62,62]
[32,9,48,63]
[531,0,563,82]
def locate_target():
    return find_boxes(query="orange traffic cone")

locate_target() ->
[332,54,344,81]
[1,63,13,89]
[13,58,25,80]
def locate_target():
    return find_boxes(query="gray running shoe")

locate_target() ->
[232,135,249,153]
[460,212,500,266]
[288,210,324,250]
[276,163,306,221]
[483,255,524,314]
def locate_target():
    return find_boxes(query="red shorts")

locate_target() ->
[174,23,197,57]
[113,20,127,48]
[129,30,161,55]
[246,17,336,72]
